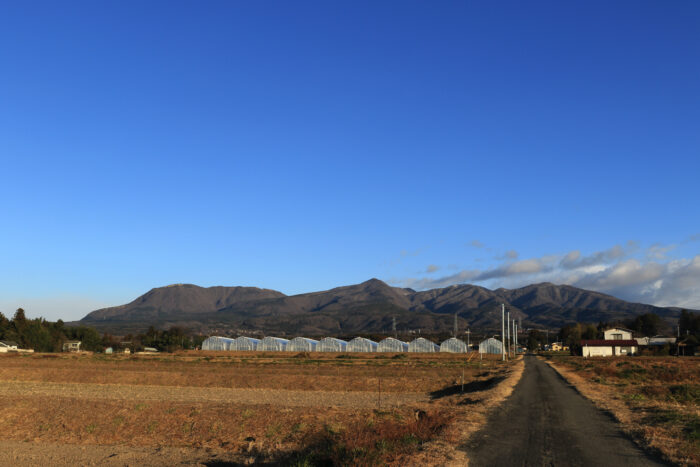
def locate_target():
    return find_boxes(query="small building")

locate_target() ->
[0,341,19,353]
[142,347,159,353]
[233,336,260,351]
[346,337,378,352]
[105,347,113,354]
[202,336,235,351]
[581,340,638,357]
[479,338,503,355]
[259,336,289,352]
[62,341,81,352]
[286,337,318,352]
[377,337,409,352]
[316,337,348,352]
[408,337,439,353]
[440,337,468,353]
[635,336,677,347]
[550,342,569,352]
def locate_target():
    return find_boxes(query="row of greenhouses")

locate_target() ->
[202,335,504,354]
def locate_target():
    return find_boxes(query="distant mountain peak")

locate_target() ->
[80,280,687,334]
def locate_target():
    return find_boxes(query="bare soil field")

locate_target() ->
[0,351,521,465]
[545,355,700,466]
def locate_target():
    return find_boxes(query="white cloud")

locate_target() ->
[496,250,519,260]
[470,240,484,248]
[646,243,676,260]
[390,241,700,309]
[425,264,440,273]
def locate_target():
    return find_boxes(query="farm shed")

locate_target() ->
[377,337,409,352]
[259,336,289,351]
[408,337,439,353]
[317,337,347,352]
[233,336,260,351]
[440,337,468,353]
[202,336,235,351]
[287,337,318,352]
[581,340,638,357]
[347,337,378,352]
[479,338,503,354]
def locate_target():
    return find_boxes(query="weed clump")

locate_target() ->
[284,411,452,466]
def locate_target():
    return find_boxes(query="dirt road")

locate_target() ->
[463,356,666,466]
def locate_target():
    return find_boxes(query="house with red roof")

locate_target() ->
[581,327,638,357]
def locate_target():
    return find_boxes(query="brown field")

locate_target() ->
[0,351,522,466]
[544,355,700,466]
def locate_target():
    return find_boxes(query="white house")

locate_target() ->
[0,341,19,352]
[62,341,82,352]
[581,327,637,357]
[603,328,633,341]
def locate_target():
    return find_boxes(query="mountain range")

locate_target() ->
[79,279,687,335]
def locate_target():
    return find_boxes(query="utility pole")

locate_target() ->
[501,303,506,361]
[454,312,458,338]
[392,316,397,339]
[466,328,471,349]
[507,311,511,358]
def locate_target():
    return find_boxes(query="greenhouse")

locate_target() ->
[286,337,318,352]
[377,337,409,352]
[259,336,289,351]
[316,337,347,352]
[479,338,503,354]
[346,337,378,352]
[440,337,468,353]
[408,337,439,353]
[202,336,235,351]
[233,336,260,351]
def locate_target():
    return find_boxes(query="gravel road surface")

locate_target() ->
[464,355,666,466]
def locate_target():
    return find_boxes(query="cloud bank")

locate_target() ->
[400,242,700,309]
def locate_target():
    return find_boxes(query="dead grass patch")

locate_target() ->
[0,351,520,465]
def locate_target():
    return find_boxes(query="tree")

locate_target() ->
[679,310,700,338]
[13,308,26,323]
[628,313,661,337]
[527,330,545,351]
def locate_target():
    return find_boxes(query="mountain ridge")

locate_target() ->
[79,279,689,335]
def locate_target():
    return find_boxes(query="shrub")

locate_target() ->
[286,411,452,466]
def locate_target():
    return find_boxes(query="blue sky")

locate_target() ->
[1,1,699,321]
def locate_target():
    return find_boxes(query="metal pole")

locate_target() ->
[507,311,511,358]
[502,304,506,361]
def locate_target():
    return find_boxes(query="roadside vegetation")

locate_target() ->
[545,355,699,465]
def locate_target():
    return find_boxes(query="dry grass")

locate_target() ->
[545,356,700,466]
[0,351,520,466]
[0,351,506,393]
